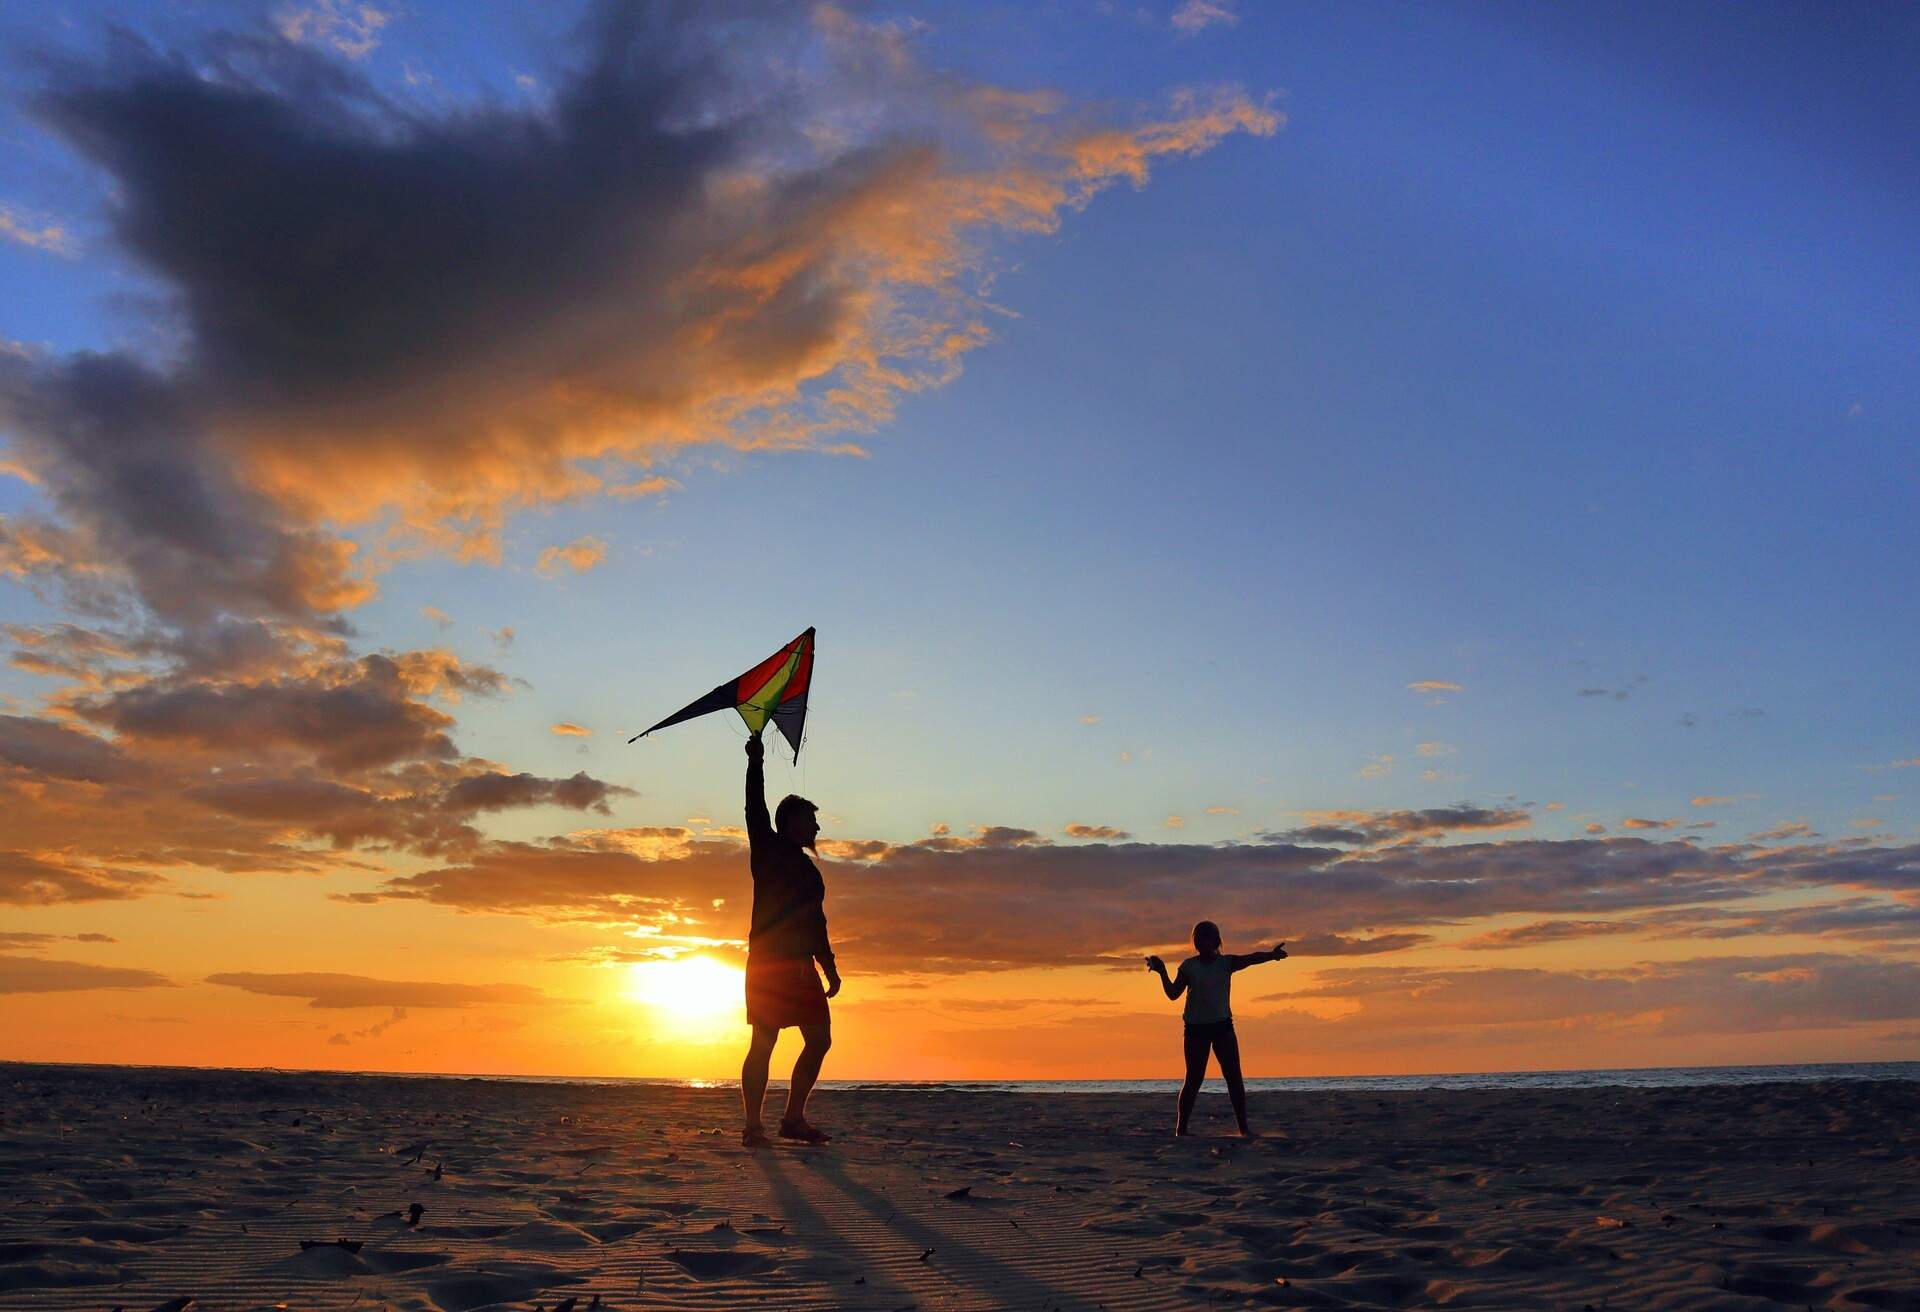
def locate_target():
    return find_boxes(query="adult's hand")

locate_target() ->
[1145,954,1166,974]
[822,965,842,999]
[1272,942,1288,960]
[745,734,764,761]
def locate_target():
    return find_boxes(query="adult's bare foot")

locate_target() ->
[778,1118,831,1144]
[741,1124,770,1148]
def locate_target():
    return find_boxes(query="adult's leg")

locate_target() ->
[783,1020,832,1126]
[1177,1027,1209,1135]
[1215,1026,1252,1134]
[742,1023,779,1132]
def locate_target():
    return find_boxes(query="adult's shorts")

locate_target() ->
[744,954,830,1029]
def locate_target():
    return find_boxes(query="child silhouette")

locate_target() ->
[1146,921,1287,1137]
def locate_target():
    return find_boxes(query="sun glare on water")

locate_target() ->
[625,957,746,1040]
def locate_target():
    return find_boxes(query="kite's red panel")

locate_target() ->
[781,641,813,700]
[738,639,801,701]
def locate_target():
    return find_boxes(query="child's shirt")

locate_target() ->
[1178,953,1235,1025]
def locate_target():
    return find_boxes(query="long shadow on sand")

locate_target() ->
[751,1149,924,1309]
[755,1148,1086,1309]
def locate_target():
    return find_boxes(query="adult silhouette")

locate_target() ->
[739,733,839,1146]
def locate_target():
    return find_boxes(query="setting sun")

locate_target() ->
[624,957,746,1039]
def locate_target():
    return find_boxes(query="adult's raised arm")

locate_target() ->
[745,734,771,842]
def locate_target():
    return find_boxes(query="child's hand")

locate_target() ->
[1145,955,1166,974]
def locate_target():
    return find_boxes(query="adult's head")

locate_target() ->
[1192,920,1222,955]
[776,794,820,849]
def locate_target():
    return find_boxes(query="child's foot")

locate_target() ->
[779,1118,831,1144]
[742,1124,770,1148]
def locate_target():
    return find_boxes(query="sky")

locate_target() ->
[1,0,1917,1081]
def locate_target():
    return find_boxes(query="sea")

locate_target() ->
[12,1060,1919,1094]
[408,1060,1920,1094]
[814,1061,1920,1094]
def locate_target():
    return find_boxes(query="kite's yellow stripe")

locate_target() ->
[735,645,803,734]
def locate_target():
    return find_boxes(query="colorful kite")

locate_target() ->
[628,627,815,758]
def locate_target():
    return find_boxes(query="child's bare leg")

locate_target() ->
[1176,1028,1209,1135]
[1216,1026,1253,1135]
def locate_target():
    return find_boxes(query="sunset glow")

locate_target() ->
[624,958,748,1042]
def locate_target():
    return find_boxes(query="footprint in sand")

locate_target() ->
[665,1248,781,1279]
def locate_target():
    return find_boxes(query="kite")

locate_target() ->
[628,627,815,759]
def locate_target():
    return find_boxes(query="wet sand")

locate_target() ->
[2,1063,1916,1310]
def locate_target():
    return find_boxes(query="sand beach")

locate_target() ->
[2,1064,1916,1310]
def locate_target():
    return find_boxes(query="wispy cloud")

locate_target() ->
[273,1,393,60]
[535,537,608,577]
[1170,0,1238,35]
[1265,805,1531,847]
[206,970,549,1008]
[1064,823,1130,840]
[0,955,173,993]
[0,204,77,257]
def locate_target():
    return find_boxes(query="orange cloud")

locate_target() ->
[535,537,607,577]
[551,722,592,737]
[1406,680,1463,694]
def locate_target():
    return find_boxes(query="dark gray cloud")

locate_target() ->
[0,929,118,948]
[73,654,458,771]
[1254,953,1920,1039]
[1461,918,1641,950]
[0,712,148,783]
[1284,931,1433,956]
[205,970,549,1009]
[441,770,633,816]
[1262,806,1532,847]
[0,353,370,629]
[343,828,1920,973]
[0,849,164,904]
[0,954,173,993]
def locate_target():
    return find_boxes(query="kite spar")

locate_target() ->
[628,627,815,760]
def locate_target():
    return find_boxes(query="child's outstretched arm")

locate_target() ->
[1145,955,1186,1001]
[1228,942,1288,972]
